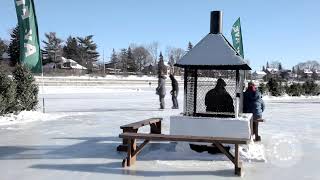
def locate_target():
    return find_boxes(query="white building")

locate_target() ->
[59,57,87,70]
[252,71,266,80]
[303,69,313,76]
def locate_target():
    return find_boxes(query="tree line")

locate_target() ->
[0,25,193,75]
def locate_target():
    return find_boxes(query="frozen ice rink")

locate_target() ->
[1,85,320,180]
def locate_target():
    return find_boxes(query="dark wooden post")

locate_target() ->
[193,69,198,116]
[234,143,242,176]
[184,68,188,115]
[125,138,136,167]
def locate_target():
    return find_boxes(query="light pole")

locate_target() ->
[103,50,105,75]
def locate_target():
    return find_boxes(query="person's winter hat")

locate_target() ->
[248,82,256,91]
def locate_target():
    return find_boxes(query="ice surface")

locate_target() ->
[0,85,320,179]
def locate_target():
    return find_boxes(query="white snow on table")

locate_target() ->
[170,114,252,139]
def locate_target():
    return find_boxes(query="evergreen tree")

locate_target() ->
[158,52,166,76]
[77,35,99,73]
[267,78,282,96]
[303,80,319,96]
[110,49,117,63]
[8,25,20,66]
[286,83,303,96]
[266,61,269,68]
[42,32,63,63]
[262,66,266,72]
[0,69,16,115]
[63,36,79,61]
[127,47,137,72]
[0,38,8,59]
[119,48,128,72]
[258,82,267,95]
[187,41,193,51]
[311,71,318,80]
[292,66,295,74]
[278,63,282,70]
[109,49,119,71]
[12,65,38,111]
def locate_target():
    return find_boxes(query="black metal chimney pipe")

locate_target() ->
[210,11,222,34]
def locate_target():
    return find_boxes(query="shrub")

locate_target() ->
[267,78,283,96]
[12,65,39,112]
[286,83,303,96]
[258,82,267,95]
[302,80,320,96]
[0,70,16,115]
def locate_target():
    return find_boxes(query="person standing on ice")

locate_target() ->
[156,75,166,109]
[169,74,179,109]
[243,82,265,140]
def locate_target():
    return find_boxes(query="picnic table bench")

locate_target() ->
[116,118,162,152]
[119,132,250,176]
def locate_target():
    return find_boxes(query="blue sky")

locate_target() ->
[0,0,319,70]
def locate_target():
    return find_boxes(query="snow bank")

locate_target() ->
[263,95,320,101]
[39,86,145,94]
[0,111,67,126]
[36,75,172,81]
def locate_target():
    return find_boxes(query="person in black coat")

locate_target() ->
[169,74,179,109]
[205,78,234,113]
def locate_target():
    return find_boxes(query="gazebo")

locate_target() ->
[117,11,254,176]
[170,11,252,139]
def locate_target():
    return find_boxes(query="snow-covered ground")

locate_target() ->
[0,85,320,179]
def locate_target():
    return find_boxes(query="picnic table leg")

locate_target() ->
[234,144,242,176]
[122,138,137,167]
[117,128,138,152]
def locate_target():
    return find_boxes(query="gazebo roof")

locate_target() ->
[175,33,251,70]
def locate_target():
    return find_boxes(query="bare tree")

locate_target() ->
[165,46,185,74]
[270,61,281,69]
[132,46,152,72]
[147,41,159,66]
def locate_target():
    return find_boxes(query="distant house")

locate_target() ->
[303,69,313,77]
[58,57,87,70]
[265,68,279,74]
[289,71,298,79]
[252,71,266,80]
[1,52,10,65]
[142,62,171,75]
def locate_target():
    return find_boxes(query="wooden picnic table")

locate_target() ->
[116,118,162,152]
[119,132,249,176]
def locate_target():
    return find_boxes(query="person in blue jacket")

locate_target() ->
[243,82,265,141]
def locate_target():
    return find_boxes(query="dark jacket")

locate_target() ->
[170,75,179,95]
[157,76,166,97]
[243,89,265,119]
[205,86,234,113]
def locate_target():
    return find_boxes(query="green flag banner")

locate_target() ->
[231,17,244,59]
[14,0,42,73]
